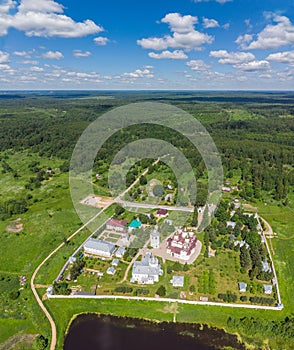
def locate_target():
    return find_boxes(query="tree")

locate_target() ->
[153,184,164,197]
[52,281,70,295]
[240,245,251,269]
[191,207,199,227]
[139,175,147,185]
[114,204,125,217]
[70,258,85,280]
[33,335,48,350]
[189,285,196,293]
[156,285,166,297]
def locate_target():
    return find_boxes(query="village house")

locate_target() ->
[106,218,128,232]
[166,229,197,261]
[106,266,116,275]
[156,208,168,217]
[262,259,272,273]
[226,221,236,229]
[115,246,126,258]
[131,251,163,284]
[128,218,142,232]
[83,238,116,258]
[171,275,184,287]
[263,284,273,294]
[238,282,247,292]
[111,258,119,267]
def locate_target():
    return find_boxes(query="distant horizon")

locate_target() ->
[0,89,293,93]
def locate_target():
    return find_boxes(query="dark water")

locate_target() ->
[64,314,245,350]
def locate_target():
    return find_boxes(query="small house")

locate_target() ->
[164,219,173,226]
[171,275,184,288]
[115,246,126,258]
[238,282,247,292]
[107,267,116,275]
[128,219,142,232]
[262,259,272,273]
[156,208,168,217]
[46,286,53,296]
[106,218,128,232]
[111,259,119,267]
[263,284,273,294]
[226,221,236,229]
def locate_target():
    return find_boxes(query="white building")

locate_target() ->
[107,267,116,275]
[263,284,273,294]
[106,218,128,232]
[115,246,126,258]
[171,275,184,287]
[83,238,116,258]
[238,282,247,292]
[150,228,160,249]
[131,251,163,284]
[166,230,197,261]
[226,221,236,229]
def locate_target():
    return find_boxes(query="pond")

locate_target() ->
[64,313,245,350]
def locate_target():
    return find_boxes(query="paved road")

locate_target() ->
[116,200,194,212]
[48,294,283,311]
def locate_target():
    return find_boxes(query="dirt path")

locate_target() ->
[0,334,38,350]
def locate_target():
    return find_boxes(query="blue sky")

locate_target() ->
[0,0,293,90]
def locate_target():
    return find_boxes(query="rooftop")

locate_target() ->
[84,238,116,254]
[107,218,128,228]
[171,275,184,287]
[129,219,142,229]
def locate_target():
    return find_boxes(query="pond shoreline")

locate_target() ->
[64,313,246,350]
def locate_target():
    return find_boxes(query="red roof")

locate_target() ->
[107,218,127,228]
[157,208,168,215]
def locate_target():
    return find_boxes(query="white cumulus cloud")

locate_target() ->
[186,59,210,71]
[148,50,188,59]
[161,13,198,33]
[30,66,44,72]
[202,18,219,29]
[137,13,213,51]
[0,0,103,38]
[244,16,294,50]
[122,68,154,79]
[94,37,109,46]
[235,34,253,49]
[42,51,63,59]
[210,50,255,64]
[73,50,91,58]
[266,51,294,65]
[0,50,10,63]
[234,60,270,71]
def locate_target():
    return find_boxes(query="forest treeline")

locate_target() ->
[0,93,293,202]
